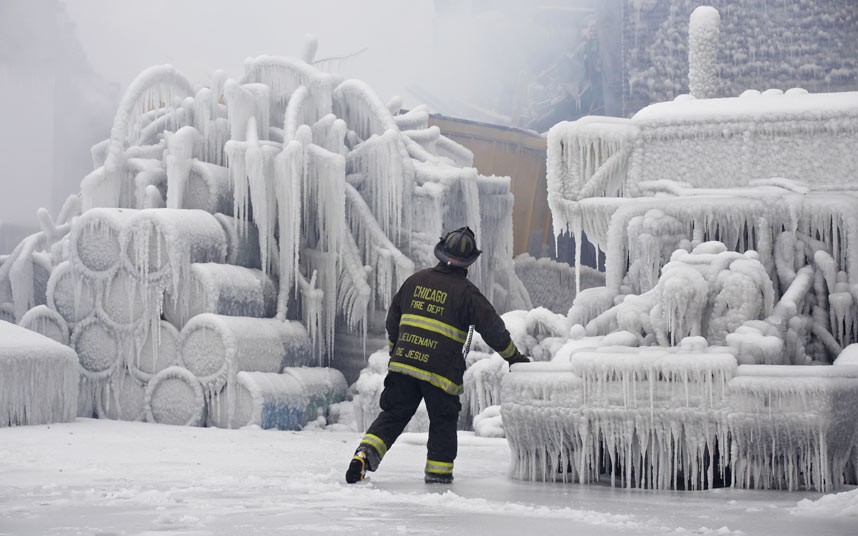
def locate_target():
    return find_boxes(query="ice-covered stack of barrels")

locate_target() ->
[41,206,346,428]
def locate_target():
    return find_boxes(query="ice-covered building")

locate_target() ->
[0,39,529,431]
[501,5,858,492]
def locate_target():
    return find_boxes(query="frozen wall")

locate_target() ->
[623,0,858,115]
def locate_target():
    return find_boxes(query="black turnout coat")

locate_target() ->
[385,264,521,395]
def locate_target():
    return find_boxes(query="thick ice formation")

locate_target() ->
[505,7,858,492]
[688,6,720,99]
[1,44,524,435]
[0,320,79,427]
[503,353,858,491]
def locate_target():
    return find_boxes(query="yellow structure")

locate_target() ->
[428,115,551,256]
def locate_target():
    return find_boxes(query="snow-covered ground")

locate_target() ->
[0,419,855,536]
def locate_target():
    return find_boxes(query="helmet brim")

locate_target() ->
[434,240,481,267]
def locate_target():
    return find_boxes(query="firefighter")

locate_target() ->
[345,226,530,484]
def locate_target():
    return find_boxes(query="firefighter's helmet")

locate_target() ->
[434,226,481,267]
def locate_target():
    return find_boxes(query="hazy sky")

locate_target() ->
[62,0,435,107]
[1,0,570,250]
[0,0,437,249]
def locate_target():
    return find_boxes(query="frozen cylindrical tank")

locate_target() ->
[179,314,312,393]
[145,366,205,426]
[207,367,347,429]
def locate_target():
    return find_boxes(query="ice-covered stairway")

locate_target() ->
[502,351,858,492]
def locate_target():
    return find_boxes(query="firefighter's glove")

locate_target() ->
[506,353,531,366]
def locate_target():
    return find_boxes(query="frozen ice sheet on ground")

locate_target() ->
[0,419,854,536]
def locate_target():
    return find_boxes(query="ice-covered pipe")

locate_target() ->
[71,316,122,381]
[18,304,69,345]
[179,314,312,393]
[165,126,202,210]
[185,160,232,214]
[0,321,79,427]
[97,370,147,421]
[145,366,205,426]
[120,208,227,288]
[99,268,153,331]
[69,208,137,281]
[128,320,180,383]
[164,263,277,329]
[207,367,347,429]
[46,261,100,326]
[688,6,721,99]
[213,213,262,269]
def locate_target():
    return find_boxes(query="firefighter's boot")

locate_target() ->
[424,472,454,484]
[345,451,367,484]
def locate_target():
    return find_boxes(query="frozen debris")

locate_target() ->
[472,405,505,438]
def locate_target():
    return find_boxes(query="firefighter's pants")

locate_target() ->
[363,372,462,470]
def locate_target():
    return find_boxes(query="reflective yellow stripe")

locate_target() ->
[499,339,517,359]
[360,433,388,457]
[388,362,463,396]
[400,314,467,344]
[425,459,454,475]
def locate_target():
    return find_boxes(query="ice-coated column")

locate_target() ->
[688,6,721,99]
